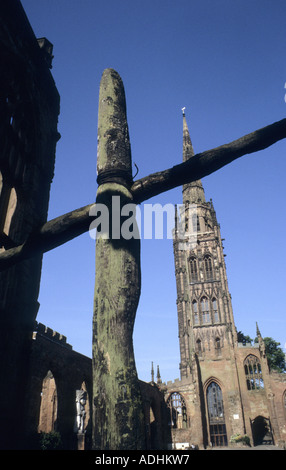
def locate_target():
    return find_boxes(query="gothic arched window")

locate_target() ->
[189,256,198,282]
[192,300,199,325]
[38,370,58,433]
[212,298,220,323]
[244,355,264,390]
[192,214,200,233]
[215,337,221,349]
[215,337,221,357]
[166,392,188,429]
[0,172,17,250]
[196,339,202,357]
[206,381,227,446]
[204,255,213,280]
[201,297,210,324]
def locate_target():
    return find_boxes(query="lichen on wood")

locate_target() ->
[92,69,145,450]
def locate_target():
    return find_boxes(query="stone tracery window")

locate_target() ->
[201,297,210,324]
[244,355,264,390]
[206,381,227,446]
[212,298,219,323]
[166,392,188,429]
[192,300,199,325]
[192,214,200,233]
[189,256,198,282]
[204,255,213,280]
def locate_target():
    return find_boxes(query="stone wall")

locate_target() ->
[0,1,60,448]
[24,322,92,449]
[24,322,169,450]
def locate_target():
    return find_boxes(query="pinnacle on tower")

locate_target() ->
[156,365,162,384]
[256,322,262,338]
[151,361,154,383]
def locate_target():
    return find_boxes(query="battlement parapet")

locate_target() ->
[237,342,259,348]
[33,322,73,349]
[166,376,192,388]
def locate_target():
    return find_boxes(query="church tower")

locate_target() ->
[173,110,238,380]
[163,111,285,450]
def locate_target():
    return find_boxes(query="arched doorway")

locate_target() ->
[206,381,227,447]
[38,370,58,433]
[251,416,273,446]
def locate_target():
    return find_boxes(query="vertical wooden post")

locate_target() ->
[92,69,145,450]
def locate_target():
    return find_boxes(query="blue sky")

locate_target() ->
[21,0,286,382]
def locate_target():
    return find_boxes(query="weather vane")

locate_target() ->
[182,107,186,115]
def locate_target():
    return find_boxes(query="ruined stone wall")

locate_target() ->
[269,371,286,444]
[25,322,92,449]
[162,343,286,449]
[139,381,171,449]
[233,344,285,445]
[163,375,204,449]
[24,322,168,450]
[0,1,60,448]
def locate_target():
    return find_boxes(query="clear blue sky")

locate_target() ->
[21,0,286,382]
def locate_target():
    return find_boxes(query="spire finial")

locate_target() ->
[256,322,261,338]
[182,107,195,161]
[151,362,154,382]
[156,365,162,384]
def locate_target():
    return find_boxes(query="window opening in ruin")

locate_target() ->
[196,338,202,357]
[192,300,199,325]
[38,370,58,433]
[166,392,188,429]
[201,297,210,324]
[214,337,221,357]
[149,404,159,449]
[206,381,227,447]
[244,355,264,390]
[189,257,198,282]
[204,255,213,280]
[192,214,200,233]
[251,416,273,446]
[0,172,17,249]
[212,298,219,323]
[215,337,221,349]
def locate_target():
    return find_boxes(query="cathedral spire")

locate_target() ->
[182,107,195,161]
[182,109,206,205]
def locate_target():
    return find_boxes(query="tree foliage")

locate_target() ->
[238,331,285,373]
[263,337,286,373]
[237,331,253,344]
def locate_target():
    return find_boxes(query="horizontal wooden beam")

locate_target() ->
[0,117,285,270]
